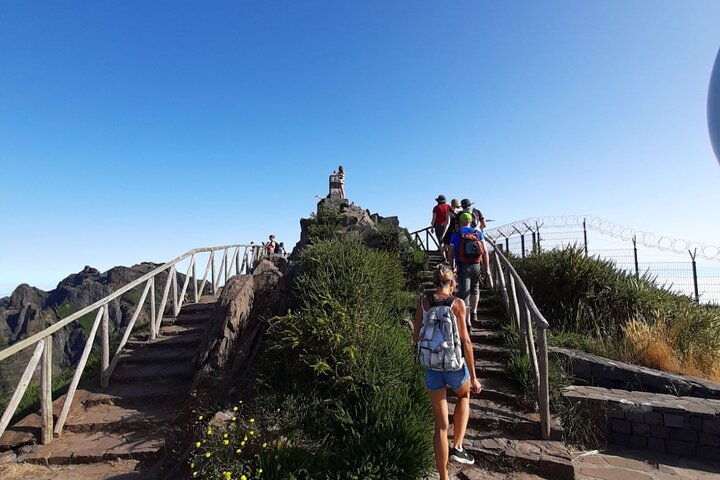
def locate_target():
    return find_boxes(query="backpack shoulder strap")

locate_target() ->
[426,292,436,308]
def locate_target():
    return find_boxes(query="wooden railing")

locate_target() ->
[0,243,265,444]
[486,237,551,440]
[409,226,440,251]
[411,225,551,440]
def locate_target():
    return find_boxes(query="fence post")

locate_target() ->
[505,236,509,254]
[535,221,542,253]
[40,336,53,444]
[193,261,198,303]
[521,234,526,258]
[101,305,110,388]
[583,218,588,256]
[633,235,639,279]
[531,231,537,254]
[150,277,157,341]
[690,249,699,302]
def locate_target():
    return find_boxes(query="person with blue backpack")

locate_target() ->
[449,213,491,327]
[414,263,482,479]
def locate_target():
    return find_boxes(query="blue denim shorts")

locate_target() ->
[425,363,470,391]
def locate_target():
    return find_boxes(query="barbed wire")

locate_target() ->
[485,215,720,262]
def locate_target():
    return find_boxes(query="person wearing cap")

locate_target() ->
[431,195,452,253]
[460,198,486,231]
[449,213,491,326]
[443,199,463,262]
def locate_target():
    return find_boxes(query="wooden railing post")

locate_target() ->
[211,251,216,294]
[193,260,198,303]
[0,341,45,439]
[171,268,178,317]
[537,327,550,439]
[508,275,525,353]
[55,307,104,436]
[101,305,110,388]
[40,336,53,444]
[150,277,157,341]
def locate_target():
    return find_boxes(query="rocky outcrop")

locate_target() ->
[290,198,408,260]
[193,257,290,398]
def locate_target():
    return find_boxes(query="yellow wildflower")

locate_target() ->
[205,452,212,458]
[241,476,247,480]
[223,439,229,445]
[236,448,241,454]
[223,433,228,439]
[198,415,203,420]
[258,469,263,474]
[193,472,198,477]
[207,428,213,435]
[249,431,254,436]
[232,416,237,421]
[233,406,238,412]
[262,443,267,448]
[249,418,255,424]
[241,441,246,447]
[195,442,201,448]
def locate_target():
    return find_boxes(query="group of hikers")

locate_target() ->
[413,194,491,479]
[262,234,287,257]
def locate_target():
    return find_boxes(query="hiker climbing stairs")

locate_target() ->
[0,297,217,476]
[422,249,575,479]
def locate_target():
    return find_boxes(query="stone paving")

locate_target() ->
[573,448,720,480]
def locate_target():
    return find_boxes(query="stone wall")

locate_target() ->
[564,386,720,460]
[551,346,720,400]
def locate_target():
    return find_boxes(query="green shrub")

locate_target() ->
[513,245,720,380]
[256,237,433,478]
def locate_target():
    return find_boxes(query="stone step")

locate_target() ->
[472,344,506,362]
[63,404,173,434]
[19,430,165,465]
[118,345,196,366]
[179,299,217,313]
[477,377,524,407]
[158,324,205,337]
[126,332,204,349]
[471,329,503,345]
[81,382,189,408]
[447,397,564,442]
[472,359,506,379]
[111,363,194,383]
[463,433,575,480]
[161,312,212,326]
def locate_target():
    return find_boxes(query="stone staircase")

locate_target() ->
[423,250,574,480]
[0,297,217,478]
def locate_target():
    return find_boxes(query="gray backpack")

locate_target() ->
[417,294,465,371]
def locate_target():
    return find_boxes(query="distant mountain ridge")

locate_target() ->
[0,262,182,394]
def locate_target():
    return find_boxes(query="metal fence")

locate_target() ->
[486,221,720,305]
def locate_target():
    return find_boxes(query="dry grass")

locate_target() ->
[623,317,720,382]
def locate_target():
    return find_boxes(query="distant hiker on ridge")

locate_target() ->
[264,235,277,256]
[337,165,345,199]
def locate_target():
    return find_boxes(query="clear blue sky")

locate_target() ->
[2,1,719,297]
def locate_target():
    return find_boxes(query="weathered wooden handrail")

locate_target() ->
[486,237,551,440]
[0,242,265,443]
[409,226,440,251]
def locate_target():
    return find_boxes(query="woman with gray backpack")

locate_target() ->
[413,263,482,479]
